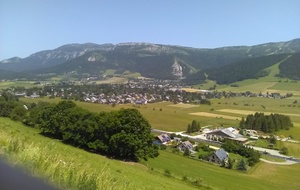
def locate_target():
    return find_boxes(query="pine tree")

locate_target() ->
[239,117,245,129]
[191,120,197,132]
[183,148,190,156]
[237,159,247,171]
[227,158,233,169]
[197,122,201,131]
[186,124,191,133]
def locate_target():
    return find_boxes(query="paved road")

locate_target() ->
[247,146,290,158]
[259,158,298,165]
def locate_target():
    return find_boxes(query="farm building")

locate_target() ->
[207,148,229,165]
[205,127,248,144]
[178,141,193,152]
[153,134,171,145]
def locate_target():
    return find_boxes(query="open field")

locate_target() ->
[276,122,300,141]
[0,117,199,190]
[144,150,300,190]
[21,98,240,131]
[169,103,199,109]
[181,88,202,93]
[0,81,39,89]
[218,109,300,118]
[95,77,128,84]
[189,112,241,120]
[20,96,300,132]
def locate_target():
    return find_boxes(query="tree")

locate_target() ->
[239,117,246,129]
[269,136,277,145]
[227,158,234,169]
[191,120,197,132]
[280,147,289,155]
[243,112,293,132]
[237,159,247,171]
[183,148,190,157]
[186,124,192,133]
[220,159,226,167]
[186,120,200,133]
[29,101,159,162]
[10,105,26,121]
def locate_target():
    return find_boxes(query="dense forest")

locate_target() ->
[278,52,300,80]
[239,112,293,133]
[185,54,289,85]
[0,92,159,161]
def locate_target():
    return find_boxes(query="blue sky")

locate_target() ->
[1,0,299,60]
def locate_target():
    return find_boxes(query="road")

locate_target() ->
[247,146,290,158]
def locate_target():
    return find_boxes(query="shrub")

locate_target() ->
[280,147,289,155]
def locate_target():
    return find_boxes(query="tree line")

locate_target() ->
[186,120,200,134]
[239,112,293,133]
[0,92,159,161]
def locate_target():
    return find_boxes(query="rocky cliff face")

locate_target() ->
[172,60,183,79]
[0,43,114,72]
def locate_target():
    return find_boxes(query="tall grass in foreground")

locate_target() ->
[0,123,131,190]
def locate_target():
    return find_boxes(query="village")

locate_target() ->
[153,126,299,167]
[7,80,293,106]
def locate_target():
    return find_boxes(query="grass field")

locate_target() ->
[261,155,285,162]
[20,96,300,132]
[1,118,300,190]
[0,118,199,190]
[189,112,241,120]
[0,81,39,89]
[218,109,300,118]
[144,150,300,190]
[95,77,128,84]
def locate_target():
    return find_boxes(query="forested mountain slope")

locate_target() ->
[1,39,299,81]
[185,54,291,84]
[278,52,300,80]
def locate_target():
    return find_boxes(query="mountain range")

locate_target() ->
[1,39,300,83]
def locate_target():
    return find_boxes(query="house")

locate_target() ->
[30,93,40,99]
[135,98,147,105]
[178,141,193,152]
[205,127,248,144]
[154,134,171,145]
[207,148,229,165]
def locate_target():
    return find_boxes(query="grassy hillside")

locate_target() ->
[143,151,300,190]
[1,117,300,190]
[200,60,300,96]
[0,118,199,190]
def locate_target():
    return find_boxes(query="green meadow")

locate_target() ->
[0,81,38,89]
[1,117,300,190]
[143,151,300,190]
[0,118,199,190]
[21,96,300,137]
